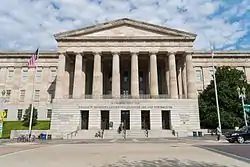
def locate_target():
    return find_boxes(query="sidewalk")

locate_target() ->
[0,143,248,167]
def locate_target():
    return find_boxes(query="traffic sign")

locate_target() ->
[0,111,6,119]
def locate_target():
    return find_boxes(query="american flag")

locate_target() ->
[28,48,39,68]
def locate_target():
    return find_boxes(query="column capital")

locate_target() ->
[111,51,120,55]
[167,52,177,56]
[93,51,101,56]
[75,52,83,56]
[57,52,66,56]
[149,51,158,55]
[130,52,138,56]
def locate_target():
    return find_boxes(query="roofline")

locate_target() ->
[54,18,197,38]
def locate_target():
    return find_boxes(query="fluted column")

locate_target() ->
[182,61,187,98]
[186,53,197,99]
[73,53,83,98]
[131,52,139,98]
[55,53,66,99]
[81,59,86,98]
[112,52,120,98]
[92,52,102,98]
[168,52,178,99]
[150,52,159,97]
[165,57,170,95]
[177,59,183,98]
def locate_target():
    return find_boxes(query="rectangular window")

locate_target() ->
[6,90,11,102]
[196,70,202,82]
[50,69,57,82]
[21,68,28,82]
[3,109,8,118]
[19,90,25,102]
[34,90,40,102]
[17,109,23,120]
[47,109,52,119]
[7,68,14,81]
[35,68,43,83]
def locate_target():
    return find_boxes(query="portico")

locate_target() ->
[50,18,201,139]
[55,51,196,100]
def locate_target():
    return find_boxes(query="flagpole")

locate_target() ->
[28,67,36,138]
[28,49,39,139]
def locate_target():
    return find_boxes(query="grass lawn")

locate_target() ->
[1,120,50,139]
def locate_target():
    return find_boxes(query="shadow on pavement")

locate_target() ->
[100,158,229,167]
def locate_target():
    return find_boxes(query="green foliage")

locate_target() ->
[22,104,38,127]
[199,66,250,129]
[1,120,50,139]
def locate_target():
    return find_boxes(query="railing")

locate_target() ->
[60,94,187,99]
[66,126,80,139]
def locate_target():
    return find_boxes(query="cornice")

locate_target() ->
[0,51,58,58]
[193,50,250,58]
[56,36,196,42]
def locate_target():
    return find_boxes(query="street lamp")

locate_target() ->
[237,87,248,127]
[211,50,222,135]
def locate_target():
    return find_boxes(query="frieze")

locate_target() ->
[78,104,172,110]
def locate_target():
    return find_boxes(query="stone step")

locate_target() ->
[103,130,124,139]
[71,130,99,139]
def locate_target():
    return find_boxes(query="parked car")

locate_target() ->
[225,126,250,144]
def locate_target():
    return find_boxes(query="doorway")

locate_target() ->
[81,110,89,130]
[141,110,150,130]
[101,110,109,130]
[162,110,171,129]
[121,110,130,130]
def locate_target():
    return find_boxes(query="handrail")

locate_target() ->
[66,126,80,139]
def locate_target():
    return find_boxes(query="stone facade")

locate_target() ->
[1,18,250,138]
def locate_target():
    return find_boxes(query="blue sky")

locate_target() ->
[0,0,249,51]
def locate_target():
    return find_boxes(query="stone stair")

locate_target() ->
[71,130,99,139]
[103,130,124,139]
[126,130,147,139]
[148,130,175,138]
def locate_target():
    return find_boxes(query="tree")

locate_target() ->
[199,66,250,129]
[22,104,38,127]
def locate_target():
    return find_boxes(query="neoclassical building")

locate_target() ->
[1,18,250,138]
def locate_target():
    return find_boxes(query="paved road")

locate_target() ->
[0,143,249,167]
[198,144,250,164]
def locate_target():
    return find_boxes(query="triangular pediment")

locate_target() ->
[55,18,196,39]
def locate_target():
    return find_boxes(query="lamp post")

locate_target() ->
[237,87,248,127]
[211,50,222,134]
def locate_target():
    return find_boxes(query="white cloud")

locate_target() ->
[0,0,249,51]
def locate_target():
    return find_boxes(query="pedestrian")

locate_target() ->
[216,126,221,141]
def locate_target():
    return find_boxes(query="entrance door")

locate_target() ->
[141,110,150,130]
[81,110,89,130]
[162,110,171,129]
[121,110,130,130]
[101,110,109,130]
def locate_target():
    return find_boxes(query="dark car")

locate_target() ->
[225,126,250,144]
